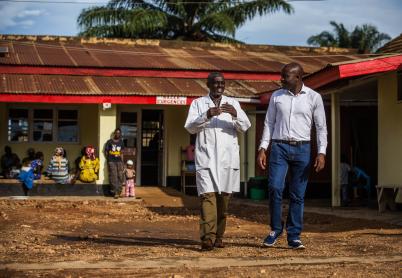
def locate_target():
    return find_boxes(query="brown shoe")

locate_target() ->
[214,238,224,248]
[201,239,214,251]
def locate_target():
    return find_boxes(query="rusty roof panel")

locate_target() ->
[64,44,101,67]
[12,42,43,65]
[35,42,75,66]
[0,36,365,73]
[244,80,280,94]
[3,74,36,93]
[0,42,19,65]
[136,77,181,95]
[114,77,145,94]
[92,76,124,94]
[0,74,257,98]
[31,75,90,94]
[168,78,207,96]
[225,80,253,97]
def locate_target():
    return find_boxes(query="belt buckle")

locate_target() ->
[289,140,297,146]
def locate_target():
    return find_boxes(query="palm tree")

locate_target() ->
[77,0,293,43]
[307,21,391,53]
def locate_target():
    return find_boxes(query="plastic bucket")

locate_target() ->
[250,187,266,200]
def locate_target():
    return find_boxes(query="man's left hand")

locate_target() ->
[221,103,237,117]
[314,153,325,172]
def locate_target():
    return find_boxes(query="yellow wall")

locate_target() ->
[378,72,402,185]
[97,104,117,184]
[0,103,98,172]
[164,106,190,177]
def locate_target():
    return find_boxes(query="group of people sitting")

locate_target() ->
[0,146,100,191]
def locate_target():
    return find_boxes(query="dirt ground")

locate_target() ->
[0,188,401,277]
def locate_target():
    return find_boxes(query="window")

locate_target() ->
[33,109,53,142]
[7,107,79,143]
[58,110,78,142]
[120,112,137,148]
[8,108,28,142]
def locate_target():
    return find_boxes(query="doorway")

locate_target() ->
[141,110,164,185]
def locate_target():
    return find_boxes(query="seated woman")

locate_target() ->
[30,151,44,180]
[79,146,99,183]
[46,147,70,184]
[1,146,21,178]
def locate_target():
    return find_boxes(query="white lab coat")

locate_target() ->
[184,95,251,195]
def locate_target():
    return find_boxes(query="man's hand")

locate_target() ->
[221,103,237,117]
[257,148,267,170]
[207,107,221,118]
[314,153,325,172]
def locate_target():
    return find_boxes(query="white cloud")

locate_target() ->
[20,20,35,27]
[0,4,45,31]
[17,9,44,18]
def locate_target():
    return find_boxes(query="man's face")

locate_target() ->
[281,67,300,92]
[207,76,225,99]
[114,130,121,139]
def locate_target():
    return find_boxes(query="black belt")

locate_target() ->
[272,139,310,146]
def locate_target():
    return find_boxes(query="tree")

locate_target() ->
[307,21,391,53]
[77,0,293,43]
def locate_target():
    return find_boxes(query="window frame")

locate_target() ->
[7,105,80,144]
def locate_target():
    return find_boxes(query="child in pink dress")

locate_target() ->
[124,160,136,198]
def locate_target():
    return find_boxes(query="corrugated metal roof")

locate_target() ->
[0,35,365,74]
[378,33,402,54]
[0,74,274,98]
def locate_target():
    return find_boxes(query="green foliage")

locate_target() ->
[77,0,293,42]
[307,21,391,53]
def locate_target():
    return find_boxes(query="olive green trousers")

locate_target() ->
[199,192,231,243]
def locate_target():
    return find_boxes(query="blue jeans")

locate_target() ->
[268,142,311,241]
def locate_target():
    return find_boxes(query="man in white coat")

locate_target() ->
[184,72,251,251]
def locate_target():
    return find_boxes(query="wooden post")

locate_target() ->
[331,93,341,207]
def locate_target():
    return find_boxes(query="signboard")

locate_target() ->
[156,96,187,105]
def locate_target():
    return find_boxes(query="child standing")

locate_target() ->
[18,157,34,196]
[124,160,136,198]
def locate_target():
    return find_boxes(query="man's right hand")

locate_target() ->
[257,148,267,170]
[207,107,221,118]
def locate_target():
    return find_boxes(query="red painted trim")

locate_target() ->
[304,55,402,89]
[259,92,273,105]
[0,94,157,104]
[339,55,402,78]
[0,65,281,81]
[303,67,340,89]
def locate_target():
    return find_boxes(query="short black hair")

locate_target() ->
[207,72,224,84]
[282,62,304,76]
[115,127,121,133]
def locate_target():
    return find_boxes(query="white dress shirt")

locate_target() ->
[259,84,327,154]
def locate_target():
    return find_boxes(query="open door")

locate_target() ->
[141,110,163,185]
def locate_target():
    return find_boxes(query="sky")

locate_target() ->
[0,0,401,46]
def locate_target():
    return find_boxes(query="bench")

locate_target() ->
[376,184,402,212]
[0,178,105,196]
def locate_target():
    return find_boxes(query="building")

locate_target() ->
[0,35,366,193]
[304,54,402,206]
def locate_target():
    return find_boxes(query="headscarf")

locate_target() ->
[53,147,64,169]
[85,146,96,160]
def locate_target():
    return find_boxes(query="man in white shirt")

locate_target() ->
[185,72,251,251]
[257,62,327,249]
